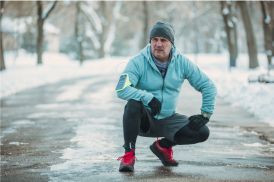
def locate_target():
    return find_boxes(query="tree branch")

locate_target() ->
[44,1,57,20]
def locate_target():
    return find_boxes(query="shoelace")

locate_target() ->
[157,137,174,160]
[117,149,137,162]
[167,147,174,159]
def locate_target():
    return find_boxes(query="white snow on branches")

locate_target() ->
[264,15,271,24]
[222,8,229,15]
[228,21,234,28]
[80,3,102,34]
[42,1,56,19]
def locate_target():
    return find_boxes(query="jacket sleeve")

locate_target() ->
[116,59,154,104]
[184,57,217,114]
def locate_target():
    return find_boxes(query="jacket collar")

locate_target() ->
[140,44,180,81]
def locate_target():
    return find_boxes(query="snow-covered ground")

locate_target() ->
[1,50,274,127]
[191,53,274,127]
[1,50,126,99]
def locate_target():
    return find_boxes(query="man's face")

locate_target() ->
[151,37,172,62]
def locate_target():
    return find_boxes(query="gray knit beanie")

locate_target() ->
[149,21,175,44]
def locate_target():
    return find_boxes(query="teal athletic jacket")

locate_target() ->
[117,44,217,120]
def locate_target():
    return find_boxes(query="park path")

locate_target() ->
[1,73,274,182]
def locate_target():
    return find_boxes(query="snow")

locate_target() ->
[56,79,102,102]
[1,49,125,99]
[228,20,234,28]
[12,120,35,125]
[1,50,274,128]
[222,8,229,15]
[2,16,60,34]
[85,23,101,49]
[104,1,122,56]
[190,53,274,127]
[265,50,272,56]
[42,1,56,19]
[80,2,102,34]
[232,16,238,23]
[243,143,264,147]
[44,23,60,35]
[264,15,271,24]
[9,142,19,146]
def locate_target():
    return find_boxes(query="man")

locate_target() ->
[115,22,217,172]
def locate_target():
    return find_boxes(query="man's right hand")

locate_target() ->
[148,97,162,116]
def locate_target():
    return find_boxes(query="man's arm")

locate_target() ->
[116,59,154,105]
[184,57,217,115]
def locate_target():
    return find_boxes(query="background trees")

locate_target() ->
[238,1,259,68]
[221,1,238,68]
[36,1,57,64]
[0,1,5,71]
[1,1,273,70]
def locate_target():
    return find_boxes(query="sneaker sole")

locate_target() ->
[150,145,179,166]
[119,165,134,172]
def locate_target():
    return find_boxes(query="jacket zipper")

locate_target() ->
[146,55,174,119]
[157,65,171,119]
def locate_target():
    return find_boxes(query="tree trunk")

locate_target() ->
[0,1,6,71]
[99,1,106,58]
[261,1,272,65]
[142,1,149,48]
[221,1,238,67]
[238,1,259,68]
[75,2,84,64]
[269,1,274,57]
[36,1,56,65]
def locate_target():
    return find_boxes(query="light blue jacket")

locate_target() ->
[117,44,217,120]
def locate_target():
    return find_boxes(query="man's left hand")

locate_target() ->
[188,115,209,130]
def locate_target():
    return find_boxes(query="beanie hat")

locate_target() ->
[149,21,175,44]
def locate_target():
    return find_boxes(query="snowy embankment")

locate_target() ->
[1,50,273,127]
[1,50,128,99]
[189,53,274,127]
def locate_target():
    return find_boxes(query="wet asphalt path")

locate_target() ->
[1,74,274,182]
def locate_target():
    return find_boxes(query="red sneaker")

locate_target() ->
[117,149,137,172]
[150,140,178,166]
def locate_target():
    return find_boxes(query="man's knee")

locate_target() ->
[125,100,143,115]
[199,125,210,142]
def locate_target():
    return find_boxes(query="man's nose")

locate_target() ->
[156,41,162,46]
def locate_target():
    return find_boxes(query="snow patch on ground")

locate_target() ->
[35,103,71,109]
[55,79,103,102]
[9,142,19,146]
[49,122,118,175]
[12,120,35,125]
[243,143,264,147]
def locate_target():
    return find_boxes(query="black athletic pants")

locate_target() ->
[123,100,210,153]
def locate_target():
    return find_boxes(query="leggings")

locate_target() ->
[123,100,210,152]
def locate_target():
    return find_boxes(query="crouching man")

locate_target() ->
[115,22,217,172]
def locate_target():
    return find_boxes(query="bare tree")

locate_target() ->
[75,2,84,64]
[0,1,5,71]
[260,1,273,65]
[142,1,149,49]
[97,1,122,58]
[238,1,258,68]
[36,1,57,64]
[98,1,109,58]
[221,1,238,67]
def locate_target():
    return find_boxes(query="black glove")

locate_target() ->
[188,114,209,130]
[148,97,162,116]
